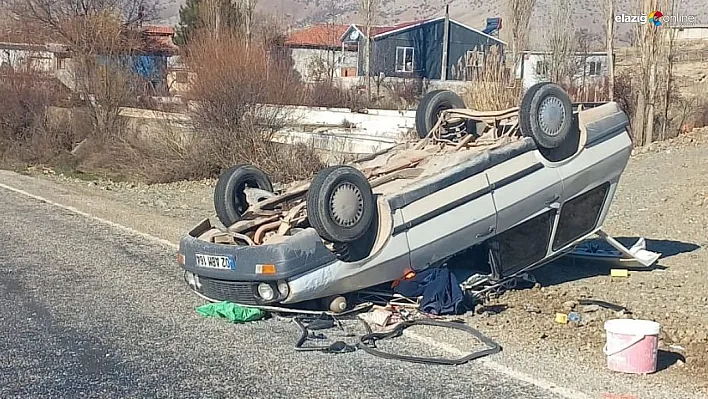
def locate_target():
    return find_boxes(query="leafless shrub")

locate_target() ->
[305,81,358,108]
[0,71,75,163]
[543,0,574,85]
[184,31,323,183]
[462,45,522,111]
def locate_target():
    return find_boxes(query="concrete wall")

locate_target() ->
[116,104,413,160]
[289,47,358,82]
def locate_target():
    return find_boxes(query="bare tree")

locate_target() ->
[11,0,156,35]
[305,0,344,84]
[504,0,536,72]
[544,0,574,86]
[360,0,378,101]
[603,0,615,100]
[11,0,157,139]
[633,0,665,146]
[574,28,602,101]
[243,0,257,46]
[661,0,677,139]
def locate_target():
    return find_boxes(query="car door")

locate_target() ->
[486,149,563,234]
[551,112,633,252]
[485,148,563,278]
[398,171,497,270]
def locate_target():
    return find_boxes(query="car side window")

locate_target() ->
[552,182,610,251]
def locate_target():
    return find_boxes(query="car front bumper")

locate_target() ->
[178,219,338,305]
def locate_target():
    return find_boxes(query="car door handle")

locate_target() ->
[545,195,561,208]
[476,226,495,238]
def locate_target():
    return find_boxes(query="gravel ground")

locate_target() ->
[3,127,708,397]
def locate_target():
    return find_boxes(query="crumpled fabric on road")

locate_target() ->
[393,266,466,315]
[196,301,266,323]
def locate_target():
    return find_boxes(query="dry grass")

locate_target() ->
[182,31,324,183]
[0,72,76,163]
[462,45,522,111]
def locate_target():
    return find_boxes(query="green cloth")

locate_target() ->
[196,301,266,323]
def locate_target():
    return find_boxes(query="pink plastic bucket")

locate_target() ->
[603,319,661,374]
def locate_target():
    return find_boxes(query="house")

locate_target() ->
[284,24,359,82]
[1,25,177,94]
[516,51,610,90]
[339,16,505,81]
[0,41,71,74]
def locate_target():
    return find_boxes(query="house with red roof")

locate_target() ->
[284,16,504,82]
[283,23,359,82]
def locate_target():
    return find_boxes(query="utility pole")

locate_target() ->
[441,4,450,80]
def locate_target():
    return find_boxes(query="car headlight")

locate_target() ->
[277,280,289,298]
[257,283,275,301]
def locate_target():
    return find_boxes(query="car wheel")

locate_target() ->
[415,90,466,139]
[331,201,379,262]
[307,165,375,243]
[214,164,273,227]
[520,82,573,149]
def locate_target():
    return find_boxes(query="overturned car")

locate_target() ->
[177,82,633,312]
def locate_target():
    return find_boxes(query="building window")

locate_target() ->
[535,60,549,76]
[588,60,602,76]
[465,50,484,80]
[55,57,66,70]
[395,46,414,72]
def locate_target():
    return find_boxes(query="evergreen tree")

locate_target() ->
[174,0,246,46]
[174,0,201,46]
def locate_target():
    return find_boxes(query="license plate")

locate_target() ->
[195,254,234,270]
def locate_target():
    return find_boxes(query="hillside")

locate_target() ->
[156,0,708,47]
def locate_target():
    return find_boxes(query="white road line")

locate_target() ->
[0,182,179,250]
[403,330,593,399]
[0,179,593,399]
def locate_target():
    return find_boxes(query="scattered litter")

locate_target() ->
[669,344,686,352]
[358,306,396,327]
[555,313,569,324]
[568,312,581,322]
[196,301,266,323]
[358,318,501,365]
[287,299,501,365]
[293,314,358,353]
[568,233,661,267]
[393,266,466,315]
[610,269,629,278]
[578,299,631,314]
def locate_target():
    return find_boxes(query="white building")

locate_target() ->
[0,42,70,74]
[283,24,358,82]
[667,25,708,41]
[516,50,611,90]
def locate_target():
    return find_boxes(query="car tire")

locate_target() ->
[307,165,375,243]
[415,90,466,139]
[214,164,274,228]
[331,201,379,262]
[520,82,573,149]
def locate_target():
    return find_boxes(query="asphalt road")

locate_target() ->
[0,189,565,399]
